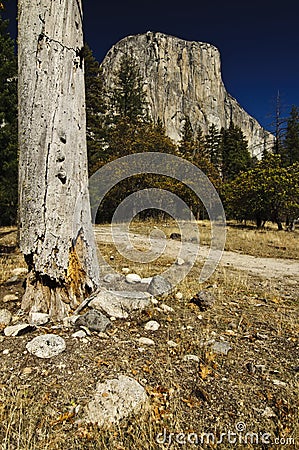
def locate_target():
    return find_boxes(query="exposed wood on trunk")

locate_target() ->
[18,0,99,320]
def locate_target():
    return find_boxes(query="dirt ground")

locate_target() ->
[0,224,298,449]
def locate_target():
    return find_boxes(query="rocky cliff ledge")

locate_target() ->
[101,32,274,157]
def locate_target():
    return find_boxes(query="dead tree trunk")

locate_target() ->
[18,0,99,320]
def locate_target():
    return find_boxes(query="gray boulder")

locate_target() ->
[84,375,148,427]
[89,290,151,319]
[148,275,172,296]
[26,334,66,358]
[75,309,111,332]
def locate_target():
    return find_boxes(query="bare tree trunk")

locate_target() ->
[18,0,99,320]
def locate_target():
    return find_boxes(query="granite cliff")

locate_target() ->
[100,32,274,157]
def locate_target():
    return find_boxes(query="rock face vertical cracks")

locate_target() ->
[18,0,99,319]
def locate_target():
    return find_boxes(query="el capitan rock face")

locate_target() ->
[100,32,274,157]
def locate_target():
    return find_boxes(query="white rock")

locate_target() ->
[125,274,142,284]
[262,406,276,418]
[144,320,160,331]
[3,349,10,355]
[72,330,87,338]
[183,354,200,363]
[62,315,80,327]
[167,340,178,347]
[84,375,148,427]
[0,309,12,326]
[3,294,18,303]
[121,268,130,274]
[4,323,34,337]
[138,337,155,346]
[29,312,50,326]
[26,334,66,358]
[211,341,232,355]
[273,379,287,387]
[175,292,183,300]
[90,290,151,319]
[160,303,174,313]
[175,258,185,266]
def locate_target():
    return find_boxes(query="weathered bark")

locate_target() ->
[18,0,99,319]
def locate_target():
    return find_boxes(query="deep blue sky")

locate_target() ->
[4,0,299,132]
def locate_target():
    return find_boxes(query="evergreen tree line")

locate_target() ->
[0,12,299,229]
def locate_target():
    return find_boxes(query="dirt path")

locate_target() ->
[94,225,299,281]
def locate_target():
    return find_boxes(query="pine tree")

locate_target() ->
[283,105,299,165]
[0,6,18,225]
[205,124,222,170]
[84,43,107,174]
[221,122,251,181]
[110,54,146,123]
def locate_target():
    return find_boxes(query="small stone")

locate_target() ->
[121,268,130,274]
[29,312,50,326]
[167,340,178,347]
[151,298,159,305]
[148,275,172,296]
[160,304,174,313]
[0,309,12,326]
[3,349,10,355]
[75,309,111,333]
[72,330,87,338]
[175,258,185,266]
[273,379,287,387]
[262,406,276,418]
[144,320,160,331]
[4,323,35,337]
[26,334,66,358]
[125,274,142,284]
[190,290,216,311]
[3,294,18,303]
[183,354,200,363]
[211,341,232,355]
[138,337,155,346]
[4,275,19,285]
[175,292,183,300]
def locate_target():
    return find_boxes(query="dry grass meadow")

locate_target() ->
[0,220,298,449]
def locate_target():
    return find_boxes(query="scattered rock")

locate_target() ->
[26,334,66,358]
[138,337,155,346]
[167,340,178,347]
[148,275,172,296]
[262,406,276,418]
[4,323,35,337]
[144,320,160,331]
[125,274,142,284]
[3,294,18,303]
[72,330,87,339]
[4,275,19,285]
[0,309,12,326]
[89,290,151,319]
[190,290,216,311]
[272,379,287,387]
[75,309,111,333]
[160,303,174,313]
[84,375,148,427]
[211,341,232,355]
[183,354,200,363]
[175,292,183,300]
[175,258,185,266]
[29,312,50,326]
[3,349,10,355]
[121,268,130,274]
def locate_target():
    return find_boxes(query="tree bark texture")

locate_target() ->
[18,0,99,319]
